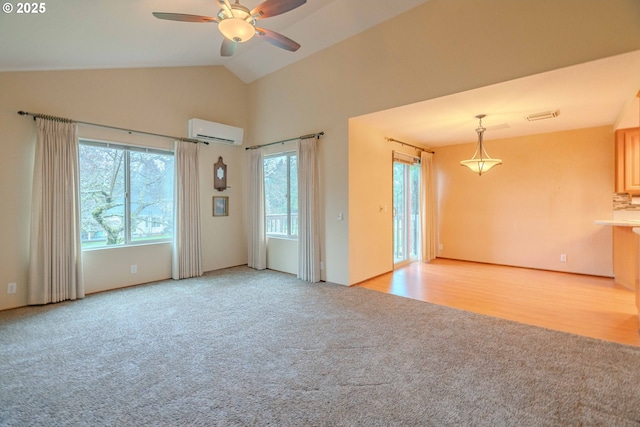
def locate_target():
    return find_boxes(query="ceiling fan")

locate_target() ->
[153,0,306,57]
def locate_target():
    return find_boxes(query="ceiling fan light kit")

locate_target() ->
[153,0,306,57]
[218,3,255,42]
[218,17,256,43]
[460,114,503,176]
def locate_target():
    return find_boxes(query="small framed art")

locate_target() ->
[213,196,229,217]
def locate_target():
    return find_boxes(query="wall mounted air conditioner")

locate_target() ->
[188,118,244,146]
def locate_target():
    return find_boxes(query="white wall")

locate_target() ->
[0,66,249,310]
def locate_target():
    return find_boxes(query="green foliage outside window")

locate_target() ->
[264,152,297,237]
[79,141,174,248]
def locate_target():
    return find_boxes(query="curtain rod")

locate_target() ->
[17,111,206,145]
[386,137,434,154]
[245,132,324,150]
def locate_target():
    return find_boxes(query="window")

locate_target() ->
[393,158,421,264]
[264,152,297,238]
[79,140,174,248]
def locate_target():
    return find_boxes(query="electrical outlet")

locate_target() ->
[438,243,443,250]
[130,265,137,274]
[560,254,567,262]
[7,283,16,294]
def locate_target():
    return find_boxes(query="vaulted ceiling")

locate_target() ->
[0,0,430,83]
[2,0,639,145]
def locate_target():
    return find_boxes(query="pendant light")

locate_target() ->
[460,114,502,176]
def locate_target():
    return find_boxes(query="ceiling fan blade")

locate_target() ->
[256,27,300,52]
[219,0,233,14]
[220,38,237,57]
[152,12,217,23]
[251,0,306,19]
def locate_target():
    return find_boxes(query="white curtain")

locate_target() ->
[172,140,203,279]
[420,151,437,262]
[297,136,321,282]
[28,118,84,305]
[247,148,267,270]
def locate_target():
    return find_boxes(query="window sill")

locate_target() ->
[266,235,298,242]
[81,240,172,252]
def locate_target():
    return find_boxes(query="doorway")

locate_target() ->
[393,154,421,266]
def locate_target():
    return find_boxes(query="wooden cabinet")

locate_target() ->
[615,127,640,194]
[613,226,639,291]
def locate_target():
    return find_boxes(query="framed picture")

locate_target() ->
[213,196,229,217]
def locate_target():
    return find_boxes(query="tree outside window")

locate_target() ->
[79,141,174,248]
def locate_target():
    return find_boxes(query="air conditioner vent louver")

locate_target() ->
[188,118,244,146]
[195,134,236,144]
[525,110,560,121]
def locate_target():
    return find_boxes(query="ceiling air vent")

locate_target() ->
[525,110,560,121]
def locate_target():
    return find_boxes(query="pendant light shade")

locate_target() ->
[460,114,502,176]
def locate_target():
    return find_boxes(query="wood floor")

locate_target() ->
[356,258,640,346]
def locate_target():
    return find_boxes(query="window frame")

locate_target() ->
[264,151,298,239]
[79,139,175,250]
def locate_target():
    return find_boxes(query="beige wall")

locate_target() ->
[436,126,615,276]
[248,74,348,284]
[347,120,426,284]
[0,66,249,310]
[266,238,298,274]
[248,0,640,285]
[348,121,394,284]
[3,0,640,309]
[346,123,616,282]
[82,243,173,294]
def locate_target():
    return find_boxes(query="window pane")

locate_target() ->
[264,155,289,236]
[289,155,298,237]
[130,151,174,243]
[79,145,125,247]
[80,142,174,248]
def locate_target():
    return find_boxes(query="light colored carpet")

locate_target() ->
[1,266,640,426]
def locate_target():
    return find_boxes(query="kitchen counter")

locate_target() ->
[594,219,640,227]
[594,220,639,291]
[595,219,640,328]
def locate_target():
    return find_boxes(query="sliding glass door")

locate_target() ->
[393,159,421,265]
